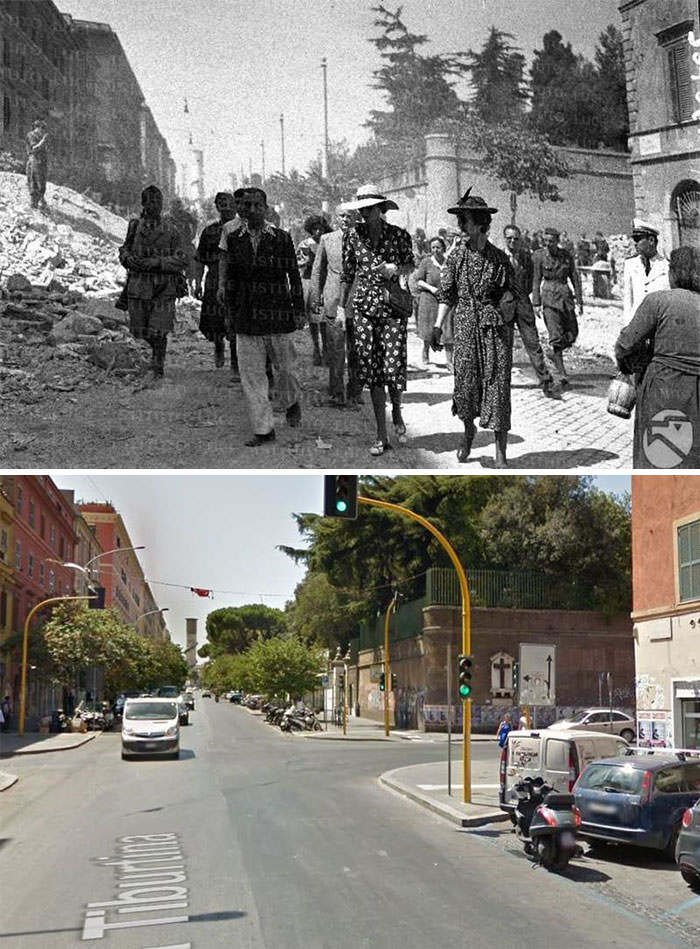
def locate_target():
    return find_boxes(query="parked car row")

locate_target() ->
[500,726,700,891]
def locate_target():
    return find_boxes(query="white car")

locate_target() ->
[121,697,180,760]
[546,708,636,742]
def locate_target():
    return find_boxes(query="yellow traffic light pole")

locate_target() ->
[358,496,472,804]
[383,592,398,737]
[19,595,97,736]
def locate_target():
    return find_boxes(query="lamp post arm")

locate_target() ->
[84,545,145,573]
[19,595,97,737]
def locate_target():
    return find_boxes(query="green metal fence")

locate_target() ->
[426,566,590,611]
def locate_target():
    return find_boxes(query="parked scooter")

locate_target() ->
[513,776,582,871]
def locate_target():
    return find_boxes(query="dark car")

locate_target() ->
[228,691,243,704]
[574,754,700,857]
[184,691,195,710]
[677,793,700,892]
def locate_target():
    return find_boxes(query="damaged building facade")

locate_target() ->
[0,0,175,207]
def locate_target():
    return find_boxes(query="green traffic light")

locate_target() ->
[336,500,348,513]
[459,684,472,698]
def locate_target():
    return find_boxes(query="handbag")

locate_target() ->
[387,275,413,320]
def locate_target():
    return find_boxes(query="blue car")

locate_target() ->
[574,754,700,857]
[676,796,700,891]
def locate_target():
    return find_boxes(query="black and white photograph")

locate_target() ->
[1,0,698,468]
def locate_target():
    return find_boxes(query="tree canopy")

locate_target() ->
[280,476,631,630]
[203,604,288,658]
[200,636,325,700]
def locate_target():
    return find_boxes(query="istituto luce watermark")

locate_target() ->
[643,409,694,468]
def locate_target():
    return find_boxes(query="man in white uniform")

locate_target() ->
[622,219,670,321]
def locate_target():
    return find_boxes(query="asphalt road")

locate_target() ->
[0,701,690,948]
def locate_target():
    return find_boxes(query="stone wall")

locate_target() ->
[354,604,635,731]
[378,133,634,243]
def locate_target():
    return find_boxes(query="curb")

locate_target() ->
[379,768,509,828]
[0,770,18,791]
[0,731,96,757]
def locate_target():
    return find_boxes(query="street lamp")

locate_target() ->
[135,607,168,624]
[18,595,96,736]
[46,545,146,591]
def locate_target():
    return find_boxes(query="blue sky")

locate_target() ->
[57,0,622,196]
[51,474,629,652]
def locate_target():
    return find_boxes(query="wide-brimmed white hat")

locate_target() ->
[340,183,399,212]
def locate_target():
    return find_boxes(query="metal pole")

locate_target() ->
[261,140,266,183]
[343,658,348,736]
[280,113,286,176]
[383,593,397,738]
[321,57,329,179]
[608,672,613,732]
[447,644,452,796]
[358,496,472,804]
[19,595,96,736]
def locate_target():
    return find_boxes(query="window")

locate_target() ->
[0,529,6,561]
[59,535,65,559]
[121,568,127,585]
[678,520,700,601]
[40,514,45,538]
[28,554,34,579]
[49,525,56,550]
[39,562,45,584]
[545,739,569,770]
[0,592,6,628]
[658,21,696,125]
[685,763,700,792]
[612,712,630,722]
[654,767,685,794]
[15,540,21,570]
[48,569,55,592]
[28,499,35,528]
[16,486,23,515]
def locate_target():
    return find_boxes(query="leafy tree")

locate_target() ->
[529,31,586,146]
[475,477,631,615]
[285,572,366,651]
[465,26,528,124]
[203,604,287,658]
[246,636,325,700]
[200,652,256,694]
[145,640,189,691]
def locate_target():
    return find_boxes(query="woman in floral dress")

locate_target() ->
[339,185,414,456]
[432,190,517,467]
[193,191,237,369]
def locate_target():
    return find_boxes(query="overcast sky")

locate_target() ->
[50,473,630,654]
[57,0,621,197]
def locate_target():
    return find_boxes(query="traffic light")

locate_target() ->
[458,654,473,698]
[379,672,386,692]
[391,673,397,690]
[323,475,358,519]
[89,586,106,609]
[337,673,345,689]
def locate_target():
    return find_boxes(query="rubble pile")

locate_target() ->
[0,172,202,402]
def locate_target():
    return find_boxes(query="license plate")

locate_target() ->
[144,742,159,750]
[560,831,576,848]
[589,802,618,815]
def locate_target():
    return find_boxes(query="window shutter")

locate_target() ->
[669,40,695,123]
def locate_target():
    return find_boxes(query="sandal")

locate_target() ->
[392,407,407,443]
[369,440,392,456]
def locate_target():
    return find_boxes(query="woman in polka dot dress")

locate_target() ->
[338,185,414,456]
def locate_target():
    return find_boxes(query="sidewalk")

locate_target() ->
[0,729,97,791]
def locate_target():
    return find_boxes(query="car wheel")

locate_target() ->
[620,729,635,743]
[121,751,130,761]
[680,866,700,893]
[664,823,681,861]
[586,839,609,854]
[171,750,179,760]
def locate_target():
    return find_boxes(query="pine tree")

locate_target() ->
[594,25,629,150]
[465,26,528,125]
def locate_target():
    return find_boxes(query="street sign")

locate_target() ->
[519,643,556,706]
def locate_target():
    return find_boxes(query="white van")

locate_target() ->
[121,697,180,760]
[499,728,628,820]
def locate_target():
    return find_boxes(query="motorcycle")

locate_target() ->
[513,776,582,872]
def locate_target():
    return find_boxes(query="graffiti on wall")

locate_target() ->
[636,674,665,711]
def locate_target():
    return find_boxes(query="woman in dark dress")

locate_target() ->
[339,185,414,456]
[194,191,237,368]
[413,236,447,368]
[431,190,517,467]
[615,246,700,468]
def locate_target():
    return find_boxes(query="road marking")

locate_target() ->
[416,783,499,790]
[662,895,700,918]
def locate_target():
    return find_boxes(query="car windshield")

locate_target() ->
[567,711,589,724]
[577,764,643,794]
[125,702,177,720]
